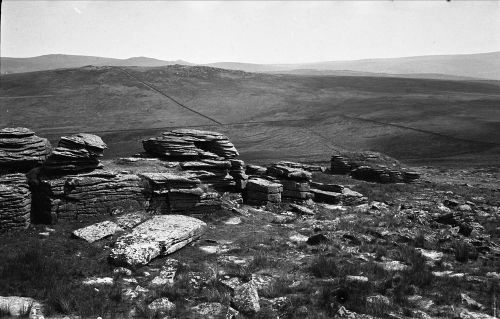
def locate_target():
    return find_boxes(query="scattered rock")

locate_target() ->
[289,203,314,215]
[461,293,485,311]
[113,267,132,277]
[82,277,114,286]
[110,215,207,266]
[190,302,239,319]
[147,297,175,316]
[366,294,390,306]
[306,234,329,245]
[72,221,123,243]
[233,281,260,313]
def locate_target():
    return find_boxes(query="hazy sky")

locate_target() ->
[2,1,500,64]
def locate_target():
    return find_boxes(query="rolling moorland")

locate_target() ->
[1,64,499,166]
[0,60,499,319]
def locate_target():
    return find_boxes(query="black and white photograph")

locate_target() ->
[0,0,499,318]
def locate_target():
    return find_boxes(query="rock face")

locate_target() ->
[275,160,325,172]
[267,164,312,202]
[143,129,238,160]
[43,133,107,175]
[72,221,123,243]
[330,153,419,183]
[191,302,239,319]
[32,171,146,222]
[244,178,282,206]
[110,215,207,266]
[0,174,31,231]
[0,127,51,173]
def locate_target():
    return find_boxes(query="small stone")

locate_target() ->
[346,275,369,283]
[306,234,329,245]
[82,277,114,286]
[366,295,390,306]
[289,233,309,243]
[191,302,239,319]
[73,221,123,243]
[224,217,242,225]
[113,267,133,276]
[233,281,260,313]
[461,293,485,311]
[147,297,175,316]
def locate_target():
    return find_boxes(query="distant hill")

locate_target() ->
[0,54,192,74]
[2,51,500,80]
[207,51,500,80]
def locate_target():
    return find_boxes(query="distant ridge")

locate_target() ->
[0,54,193,74]
[2,51,500,80]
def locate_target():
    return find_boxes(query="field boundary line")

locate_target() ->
[115,67,223,125]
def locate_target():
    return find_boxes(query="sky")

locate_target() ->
[1,1,500,64]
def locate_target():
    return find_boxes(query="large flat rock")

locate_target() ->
[110,215,207,266]
[72,221,123,243]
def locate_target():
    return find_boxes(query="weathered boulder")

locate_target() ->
[32,171,146,222]
[72,221,123,243]
[0,127,51,173]
[233,281,260,313]
[43,133,107,175]
[244,178,282,206]
[110,215,207,266]
[0,174,31,231]
[143,129,239,160]
[310,182,366,205]
[191,302,239,319]
[147,297,176,316]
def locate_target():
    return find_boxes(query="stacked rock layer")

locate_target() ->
[143,129,244,189]
[331,154,419,183]
[43,133,107,175]
[266,164,313,202]
[139,172,219,213]
[143,129,239,160]
[0,127,51,173]
[32,171,146,222]
[244,178,282,206]
[0,173,31,231]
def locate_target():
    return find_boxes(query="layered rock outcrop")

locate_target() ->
[0,174,31,231]
[331,154,419,183]
[266,164,312,202]
[139,171,211,213]
[244,178,282,206]
[32,171,146,222]
[143,129,245,189]
[0,127,51,173]
[143,129,238,160]
[43,133,107,175]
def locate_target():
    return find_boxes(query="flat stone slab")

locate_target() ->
[110,215,207,266]
[72,221,123,243]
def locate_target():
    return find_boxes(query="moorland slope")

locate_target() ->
[1,65,499,166]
